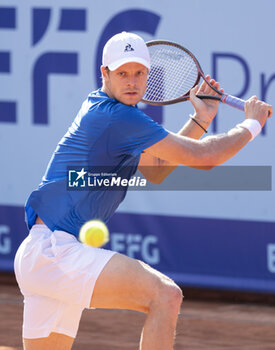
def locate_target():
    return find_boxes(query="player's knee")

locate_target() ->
[164,283,183,311]
[137,260,182,314]
[153,281,183,313]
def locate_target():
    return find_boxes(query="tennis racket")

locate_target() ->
[141,40,246,111]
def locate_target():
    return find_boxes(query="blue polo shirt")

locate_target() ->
[25,89,169,237]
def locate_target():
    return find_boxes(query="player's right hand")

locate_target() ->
[245,96,272,127]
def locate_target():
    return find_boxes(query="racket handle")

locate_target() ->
[221,94,245,111]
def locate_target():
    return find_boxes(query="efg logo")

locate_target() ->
[0,6,86,124]
[267,244,275,273]
[0,225,11,255]
[111,233,160,265]
[0,6,162,125]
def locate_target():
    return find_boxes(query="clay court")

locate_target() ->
[1,274,274,350]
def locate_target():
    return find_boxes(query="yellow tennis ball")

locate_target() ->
[79,220,109,247]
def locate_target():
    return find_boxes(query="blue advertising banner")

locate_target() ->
[2,204,274,293]
[106,213,275,293]
[0,205,28,271]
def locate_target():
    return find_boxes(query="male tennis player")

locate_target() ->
[14,32,272,350]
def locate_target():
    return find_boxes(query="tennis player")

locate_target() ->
[14,32,272,350]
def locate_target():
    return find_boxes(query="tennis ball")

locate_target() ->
[79,220,109,247]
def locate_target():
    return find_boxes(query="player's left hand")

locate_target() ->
[190,75,223,124]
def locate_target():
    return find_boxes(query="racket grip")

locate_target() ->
[221,94,245,111]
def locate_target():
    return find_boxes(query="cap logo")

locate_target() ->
[124,43,134,52]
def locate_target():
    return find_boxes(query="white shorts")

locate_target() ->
[14,224,116,339]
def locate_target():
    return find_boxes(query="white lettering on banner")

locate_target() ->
[126,234,142,258]
[141,236,160,265]
[111,233,125,253]
[111,233,160,265]
[267,244,275,273]
[0,226,11,255]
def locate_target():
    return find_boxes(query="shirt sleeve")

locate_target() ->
[109,105,169,157]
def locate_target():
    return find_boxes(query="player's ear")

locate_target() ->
[101,66,109,79]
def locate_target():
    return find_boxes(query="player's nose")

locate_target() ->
[126,74,137,86]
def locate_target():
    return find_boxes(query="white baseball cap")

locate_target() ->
[102,31,150,71]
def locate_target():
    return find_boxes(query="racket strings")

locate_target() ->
[144,45,198,103]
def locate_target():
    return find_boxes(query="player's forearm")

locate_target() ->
[179,126,251,167]
[198,127,251,167]
[142,114,210,182]
[178,113,210,140]
[147,114,207,181]
[147,126,251,168]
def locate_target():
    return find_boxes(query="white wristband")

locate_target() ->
[236,119,262,141]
